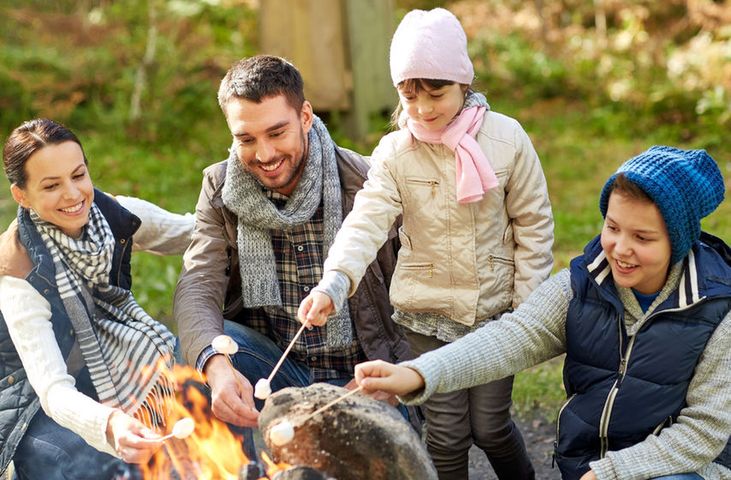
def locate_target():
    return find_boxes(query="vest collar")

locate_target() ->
[583,234,731,312]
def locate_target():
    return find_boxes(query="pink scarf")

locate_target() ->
[407,106,498,204]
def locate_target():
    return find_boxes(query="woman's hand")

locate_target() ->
[355,360,425,397]
[297,291,334,326]
[106,410,163,464]
[579,470,597,480]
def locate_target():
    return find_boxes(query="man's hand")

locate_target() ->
[354,360,425,397]
[298,291,334,327]
[204,355,259,427]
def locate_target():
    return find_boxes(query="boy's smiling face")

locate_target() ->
[600,191,672,294]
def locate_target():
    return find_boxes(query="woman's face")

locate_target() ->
[10,141,94,238]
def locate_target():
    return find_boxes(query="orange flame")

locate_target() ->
[261,452,293,479]
[136,364,291,479]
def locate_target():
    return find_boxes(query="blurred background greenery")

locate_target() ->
[1,0,729,419]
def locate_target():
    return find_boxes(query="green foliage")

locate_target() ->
[513,357,565,422]
[1,0,730,416]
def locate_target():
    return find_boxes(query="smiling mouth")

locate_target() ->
[260,158,284,172]
[614,258,638,271]
[59,201,84,214]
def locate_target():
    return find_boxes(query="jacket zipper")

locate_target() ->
[406,178,440,197]
[400,262,434,278]
[116,237,131,286]
[598,334,635,457]
[596,298,707,457]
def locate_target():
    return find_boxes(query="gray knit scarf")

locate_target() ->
[31,205,175,428]
[221,115,353,348]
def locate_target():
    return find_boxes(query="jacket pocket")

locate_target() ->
[404,177,440,204]
[391,261,436,311]
[398,226,412,252]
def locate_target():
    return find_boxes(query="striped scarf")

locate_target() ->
[31,204,175,428]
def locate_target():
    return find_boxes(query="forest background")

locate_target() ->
[1,0,730,420]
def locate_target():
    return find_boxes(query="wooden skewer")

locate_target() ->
[300,385,365,424]
[267,321,309,382]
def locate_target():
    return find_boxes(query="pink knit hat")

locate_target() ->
[390,8,474,86]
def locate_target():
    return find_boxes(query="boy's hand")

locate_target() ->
[297,291,334,326]
[355,360,425,397]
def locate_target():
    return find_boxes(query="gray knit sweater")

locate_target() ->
[401,267,731,480]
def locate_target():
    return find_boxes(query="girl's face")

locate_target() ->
[10,141,94,238]
[600,191,672,294]
[398,82,467,132]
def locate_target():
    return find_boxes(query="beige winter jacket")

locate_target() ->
[324,111,554,326]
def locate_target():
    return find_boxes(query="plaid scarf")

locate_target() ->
[222,115,353,348]
[31,204,175,428]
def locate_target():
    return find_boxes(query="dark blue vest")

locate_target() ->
[0,190,140,474]
[555,233,731,480]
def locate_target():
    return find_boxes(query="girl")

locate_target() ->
[355,146,731,480]
[0,119,192,479]
[299,8,553,479]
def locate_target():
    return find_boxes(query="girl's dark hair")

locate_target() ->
[610,173,653,204]
[389,78,471,129]
[3,118,86,188]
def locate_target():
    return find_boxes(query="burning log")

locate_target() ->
[259,383,437,480]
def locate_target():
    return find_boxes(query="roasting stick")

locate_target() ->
[254,321,309,399]
[139,417,195,443]
[268,385,365,446]
[300,385,365,423]
[212,335,239,377]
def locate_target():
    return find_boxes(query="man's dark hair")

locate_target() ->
[218,55,305,114]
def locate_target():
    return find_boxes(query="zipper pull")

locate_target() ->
[430,180,437,197]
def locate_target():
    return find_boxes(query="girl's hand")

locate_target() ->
[355,360,425,397]
[297,291,334,326]
[106,410,163,464]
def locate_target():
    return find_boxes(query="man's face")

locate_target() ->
[225,95,313,196]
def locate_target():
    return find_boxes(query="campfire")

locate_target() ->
[138,364,294,479]
[137,366,435,480]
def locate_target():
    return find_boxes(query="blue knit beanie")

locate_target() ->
[599,146,725,264]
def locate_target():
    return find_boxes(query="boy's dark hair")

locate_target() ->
[390,78,470,129]
[608,173,653,204]
[3,118,86,188]
[218,55,305,114]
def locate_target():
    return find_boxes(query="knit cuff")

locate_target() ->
[313,271,351,313]
[395,360,440,405]
[589,457,618,480]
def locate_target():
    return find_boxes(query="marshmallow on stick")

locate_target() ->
[254,321,309,400]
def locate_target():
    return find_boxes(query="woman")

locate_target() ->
[0,118,192,479]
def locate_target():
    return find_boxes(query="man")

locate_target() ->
[174,55,411,428]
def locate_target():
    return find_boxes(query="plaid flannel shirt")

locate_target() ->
[199,190,365,382]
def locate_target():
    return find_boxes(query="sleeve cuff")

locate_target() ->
[196,345,218,373]
[313,271,351,313]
